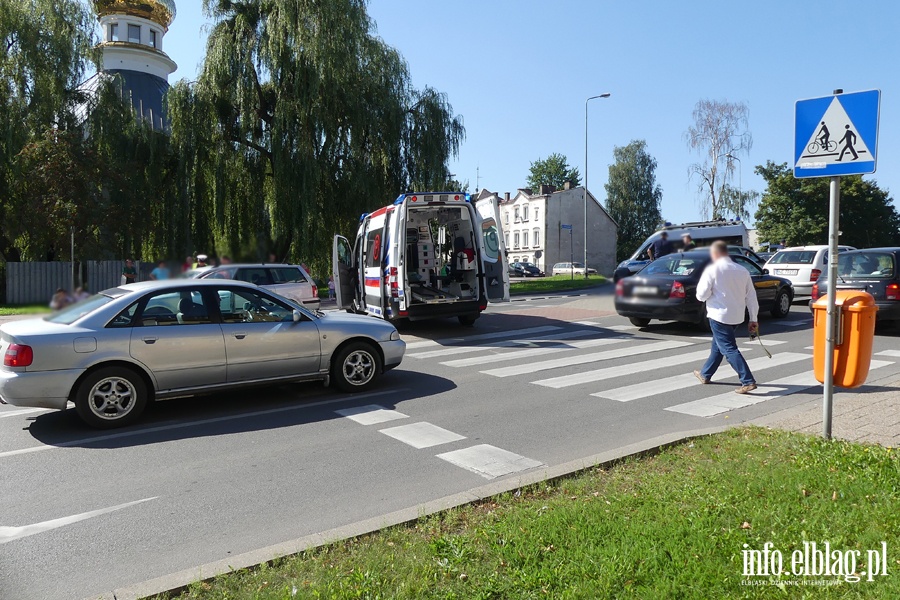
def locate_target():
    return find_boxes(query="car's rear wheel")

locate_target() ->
[458,314,479,327]
[74,367,148,429]
[332,342,382,392]
[771,289,792,318]
[629,317,651,328]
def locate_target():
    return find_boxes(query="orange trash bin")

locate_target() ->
[812,290,878,388]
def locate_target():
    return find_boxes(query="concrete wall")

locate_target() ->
[544,187,618,276]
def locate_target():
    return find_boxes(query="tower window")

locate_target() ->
[149,30,158,48]
[109,23,119,42]
[128,24,141,44]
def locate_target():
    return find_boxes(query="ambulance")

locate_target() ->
[332,192,510,326]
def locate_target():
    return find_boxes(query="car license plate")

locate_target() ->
[634,286,658,296]
[776,269,798,276]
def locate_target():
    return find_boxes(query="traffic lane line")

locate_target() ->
[0,408,52,419]
[0,388,406,461]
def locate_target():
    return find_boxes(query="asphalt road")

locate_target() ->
[1,286,898,600]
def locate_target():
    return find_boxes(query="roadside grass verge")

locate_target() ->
[0,304,48,316]
[510,274,607,295]
[161,428,900,599]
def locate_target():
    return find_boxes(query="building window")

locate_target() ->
[504,211,509,225]
[128,24,141,44]
[109,23,120,42]
[533,228,541,248]
[523,204,529,222]
[513,233,520,249]
[149,30,158,48]
[534,207,540,222]
[514,207,520,222]
[524,231,530,248]
[505,233,509,248]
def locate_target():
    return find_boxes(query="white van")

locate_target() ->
[614,220,750,281]
[332,192,510,326]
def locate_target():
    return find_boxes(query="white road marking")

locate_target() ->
[876,350,900,357]
[532,348,709,388]
[690,336,712,341]
[805,346,815,350]
[440,336,630,368]
[378,422,465,449]
[484,340,694,379]
[409,330,597,359]
[594,352,811,402]
[403,326,561,350]
[436,444,544,479]
[335,404,408,425]
[780,320,810,327]
[607,324,638,331]
[744,339,788,347]
[0,497,156,545]
[572,320,606,328]
[0,408,51,419]
[665,360,894,417]
[0,388,405,461]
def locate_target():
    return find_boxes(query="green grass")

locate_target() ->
[160,428,900,599]
[510,274,607,295]
[0,304,48,316]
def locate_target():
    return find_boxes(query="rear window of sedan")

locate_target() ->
[838,252,896,279]
[45,294,113,324]
[643,256,707,276]
[768,251,816,265]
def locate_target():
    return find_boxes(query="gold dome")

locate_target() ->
[94,0,176,29]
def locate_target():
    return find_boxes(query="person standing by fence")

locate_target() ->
[122,259,137,285]
[149,261,170,281]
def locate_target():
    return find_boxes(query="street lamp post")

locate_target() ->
[584,93,611,278]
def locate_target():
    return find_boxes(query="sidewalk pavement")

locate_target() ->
[753,376,900,447]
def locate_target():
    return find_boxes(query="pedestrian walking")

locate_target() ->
[693,241,759,394]
[122,259,137,285]
[328,275,335,300]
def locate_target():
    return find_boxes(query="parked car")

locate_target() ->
[729,246,767,266]
[552,262,598,276]
[615,250,794,328]
[810,248,900,323]
[509,262,545,277]
[764,245,856,297]
[0,280,405,428]
[187,263,320,309]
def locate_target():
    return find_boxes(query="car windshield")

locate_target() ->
[44,294,113,325]
[838,252,895,279]
[643,255,707,276]
[768,251,816,265]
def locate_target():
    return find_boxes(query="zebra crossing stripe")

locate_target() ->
[593,352,811,402]
[876,350,900,357]
[530,347,707,388]
[440,336,630,368]
[403,325,562,350]
[409,329,598,359]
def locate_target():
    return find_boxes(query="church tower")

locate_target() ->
[92,0,178,130]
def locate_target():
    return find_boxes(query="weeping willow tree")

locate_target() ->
[169,0,465,272]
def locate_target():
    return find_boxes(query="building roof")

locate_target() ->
[94,0,177,29]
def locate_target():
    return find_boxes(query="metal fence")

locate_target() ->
[4,261,147,305]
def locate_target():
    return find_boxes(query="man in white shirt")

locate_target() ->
[694,241,759,394]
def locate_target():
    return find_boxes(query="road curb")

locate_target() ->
[509,281,610,297]
[88,424,727,600]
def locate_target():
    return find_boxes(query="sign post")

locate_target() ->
[794,89,880,439]
[561,224,574,280]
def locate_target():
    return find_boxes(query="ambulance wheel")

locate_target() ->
[458,314,478,327]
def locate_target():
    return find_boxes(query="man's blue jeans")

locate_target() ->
[700,319,756,385]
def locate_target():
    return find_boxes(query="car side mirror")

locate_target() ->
[763,268,769,275]
[293,309,302,322]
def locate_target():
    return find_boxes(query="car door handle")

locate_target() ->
[232,333,247,340]
[142,336,158,344]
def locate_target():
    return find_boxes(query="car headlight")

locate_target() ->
[390,330,401,341]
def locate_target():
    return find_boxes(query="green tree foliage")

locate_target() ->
[685,99,754,220]
[526,153,581,192]
[168,0,465,272]
[754,161,900,248]
[604,140,663,261]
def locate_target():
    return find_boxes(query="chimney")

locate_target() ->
[539,184,556,195]
[563,180,572,191]
[504,192,510,201]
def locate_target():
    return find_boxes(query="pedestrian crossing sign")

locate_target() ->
[794,89,880,178]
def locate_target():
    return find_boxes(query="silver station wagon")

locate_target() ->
[0,280,405,428]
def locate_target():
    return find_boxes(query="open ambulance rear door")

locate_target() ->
[332,235,356,310]
[475,195,510,302]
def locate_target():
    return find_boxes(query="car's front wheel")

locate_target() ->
[771,289,792,318]
[74,367,148,429]
[332,342,382,392]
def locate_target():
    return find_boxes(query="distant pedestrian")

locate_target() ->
[50,288,72,311]
[693,241,759,394]
[183,256,194,273]
[122,259,137,285]
[328,275,335,300]
[220,255,232,265]
[648,231,674,260]
[149,261,170,281]
[73,287,90,301]
[195,254,209,268]
[681,233,697,251]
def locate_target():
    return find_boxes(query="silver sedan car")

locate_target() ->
[0,280,405,428]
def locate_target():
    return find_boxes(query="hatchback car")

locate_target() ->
[615,250,794,328]
[188,263,319,309]
[510,262,545,277]
[552,262,598,276]
[0,280,405,428]
[764,245,856,297]
[810,248,900,323]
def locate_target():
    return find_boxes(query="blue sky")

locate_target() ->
[161,0,899,226]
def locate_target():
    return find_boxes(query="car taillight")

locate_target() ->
[887,283,900,301]
[311,284,318,298]
[670,281,686,299]
[811,282,819,300]
[810,269,822,282]
[615,280,625,297]
[4,344,33,367]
